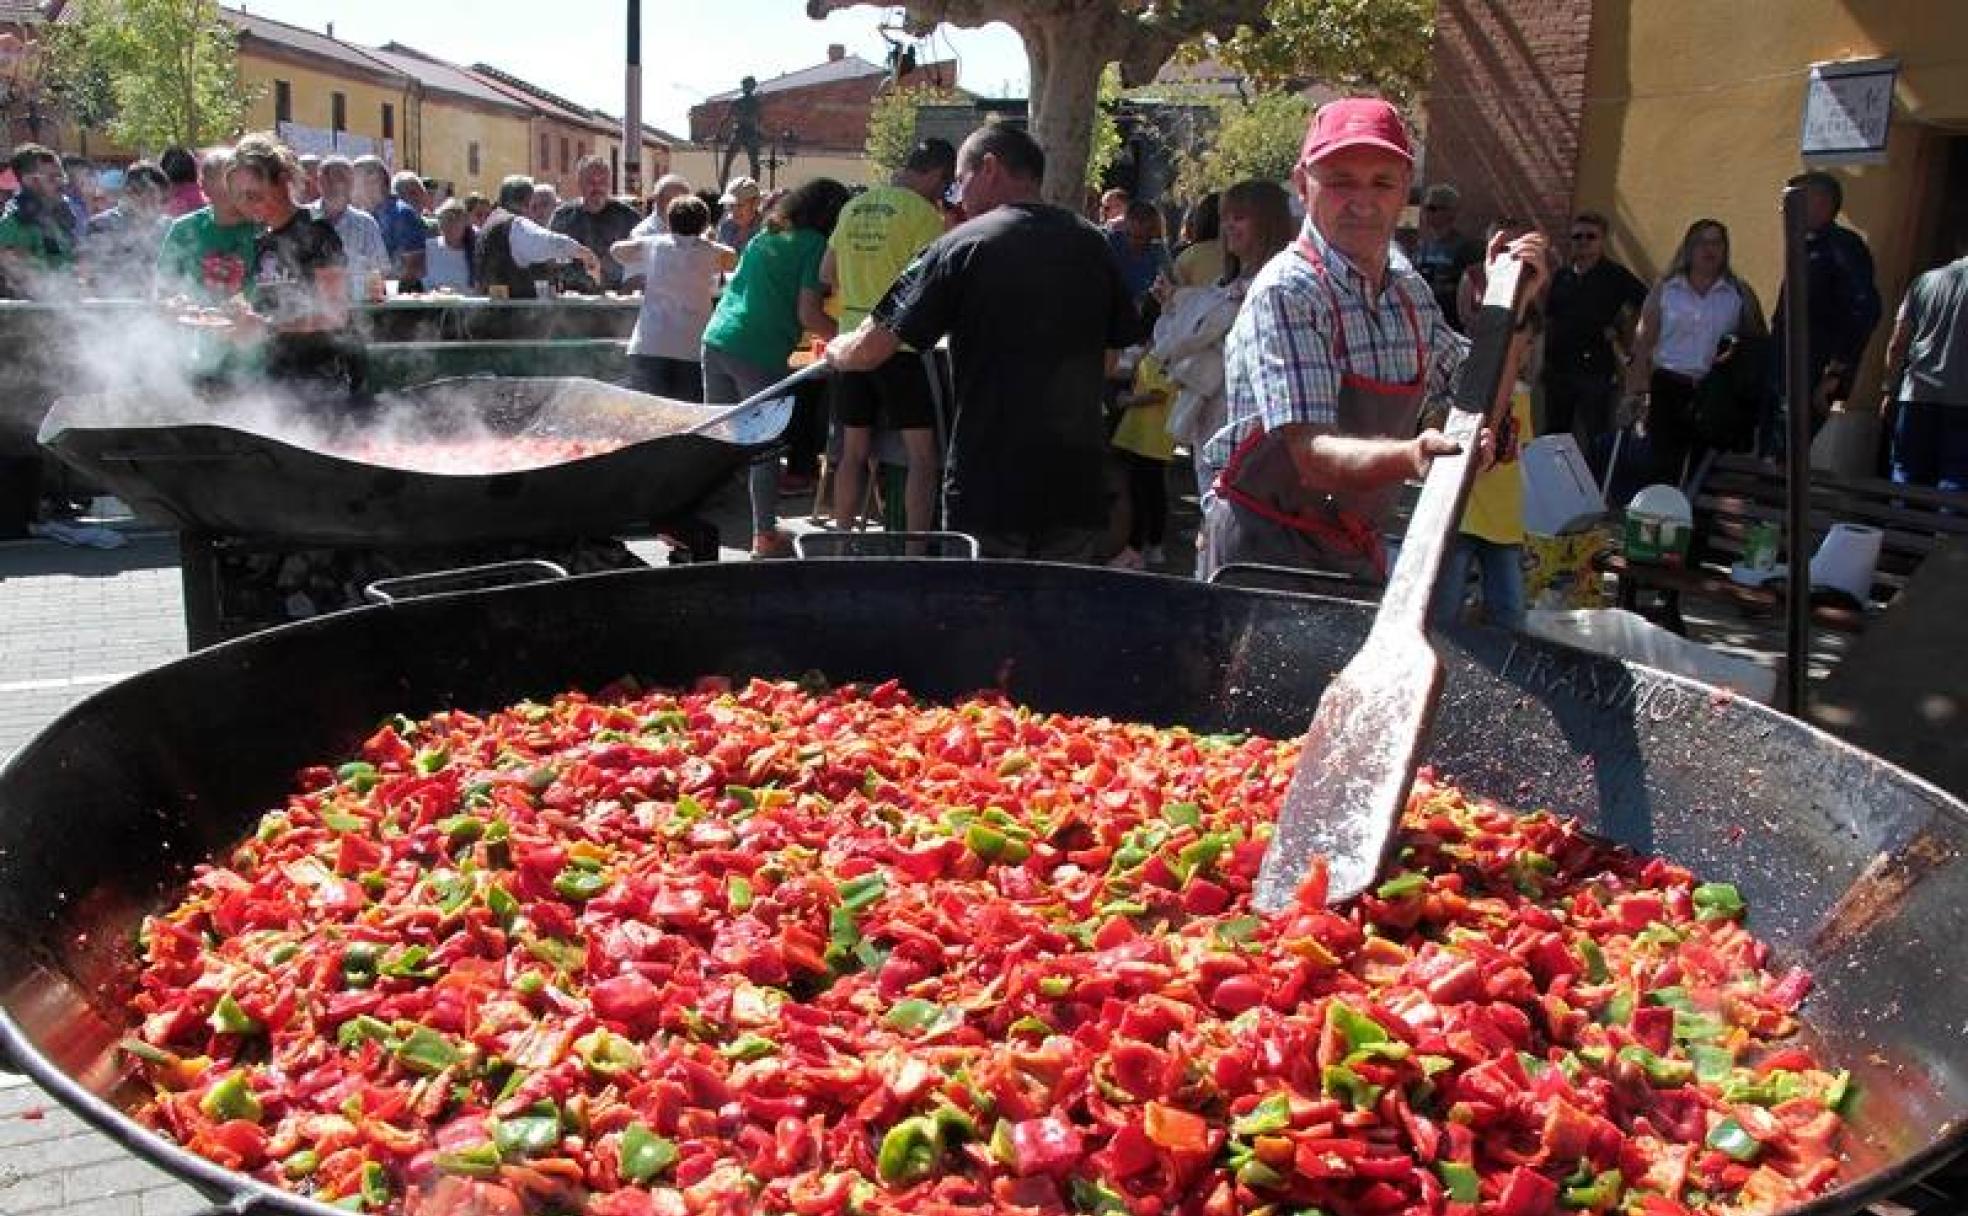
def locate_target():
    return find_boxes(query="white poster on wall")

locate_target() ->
[276,122,396,166]
[1799,57,1897,166]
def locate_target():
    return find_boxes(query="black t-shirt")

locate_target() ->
[550,200,641,292]
[1413,231,1482,327]
[249,210,345,326]
[873,202,1140,535]
[1545,258,1648,376]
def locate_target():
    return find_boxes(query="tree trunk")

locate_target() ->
[1021,10,1116,210]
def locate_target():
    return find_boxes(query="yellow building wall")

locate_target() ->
[417,98,530,196]
[1577,2,1968,394]
[238,51,402,149]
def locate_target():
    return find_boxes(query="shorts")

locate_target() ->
[833,357,938,431]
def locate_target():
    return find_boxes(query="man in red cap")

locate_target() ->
[1196,97,1545,583]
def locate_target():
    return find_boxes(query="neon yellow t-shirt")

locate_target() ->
[1113,354,1178,462]
[828,185,946,333]
[1461,385,1532,545]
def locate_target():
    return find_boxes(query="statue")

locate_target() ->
[718,76,764,185]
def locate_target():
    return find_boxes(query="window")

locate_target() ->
[381,103,394,141]
[559,137,569,175]
[274,80,291,124]
[331,91,347,134]
[576,141,588,162]
[539,132,551,171]
[468,142,481,177]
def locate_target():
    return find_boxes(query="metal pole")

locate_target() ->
[623,0,643,198]
[1781,185,1813,717]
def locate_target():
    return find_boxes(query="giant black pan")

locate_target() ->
[1,561,1963,1216]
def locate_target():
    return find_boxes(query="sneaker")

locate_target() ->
[1144,544,1167,566]
[1106,547,1145,571]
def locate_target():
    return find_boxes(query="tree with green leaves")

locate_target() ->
[810,0,1267,210]
[1203,0,1435,103]
[46,0,251,152]
[1172,91,1311,201]
[865,83,965,175]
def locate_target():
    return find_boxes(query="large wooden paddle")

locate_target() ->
[1252,253,1537,912]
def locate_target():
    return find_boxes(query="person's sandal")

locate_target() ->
[750,530,795,560]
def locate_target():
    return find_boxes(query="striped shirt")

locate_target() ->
[1202,220,1467,476]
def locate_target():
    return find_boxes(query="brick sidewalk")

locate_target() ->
[0,532,204,1215]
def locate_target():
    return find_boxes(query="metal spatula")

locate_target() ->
[1252,254,1536,912]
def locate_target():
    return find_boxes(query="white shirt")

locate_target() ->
[627,233,723,360]
[423,237,473,292]
[630,212,666,238]
[506,213,585,268]
[313,203,390,284]
[1653,274,1744,378]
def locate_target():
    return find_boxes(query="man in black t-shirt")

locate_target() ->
[550,154,642,294]
[825,124,1141,559]
[1543,210,1647,446]
[249,207,362,402]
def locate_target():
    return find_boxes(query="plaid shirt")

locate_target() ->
[1201,220,1467,476]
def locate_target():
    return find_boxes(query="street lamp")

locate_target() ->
[765,130,800,190]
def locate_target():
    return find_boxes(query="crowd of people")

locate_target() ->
[3,101,1961,588]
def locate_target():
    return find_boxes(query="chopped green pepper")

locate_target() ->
[964,823,1031,865]
[1577,939,1609,983]
[1213,916,1262,948]
[359,1160,391,1208]
[437,814,484,844]
[493,1103,562,1158]
[1435,1160,1481,1203]
[1689,1044,1736,1083]
[485,884,520,929]
[1162,801,1202,828]
[1231,1092,1292,1136]
[1038,975,1074,999]
[1374,872,1428,900]
[1692,881,1746,921]
[199,1071,262,1123]
[341,941,381,985]
[719,1033,777,1061]
[208,993,261,1037]
[619,1121,679,1183]
[1706,1116,1761,1162]
[1562,1167,1623,1208]
[1617,1044,1693,1086]
[575,1028,639,1075]
[1321,1063,1382,1110]
[337,1015,393,1050]
[1824,1069,1853,1111]
[282,1149,320,1179]
[412,745,450,775]
[1328,1002,1390,1051]
[394,1026,464,1074]
[1174,832,1232,882]
[434,1143,502,1177]
[726,874,754,912]
[552,868,608,901]
[838,871,888,912]
[377,945,435,981]
[337,762,379,792]
[877,1115,945,1184]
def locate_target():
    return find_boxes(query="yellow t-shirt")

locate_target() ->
[828,185,946,333]
[1112,354,1178,462]
[1460,385,1533,546]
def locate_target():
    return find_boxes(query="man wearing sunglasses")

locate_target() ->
[0,144,76,298]
[1543,211,1646,448]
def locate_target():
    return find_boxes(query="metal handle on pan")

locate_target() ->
[683,359,834,436]
[363,559,569,605]
[1206,562,1380,601]
[793,531,980,561]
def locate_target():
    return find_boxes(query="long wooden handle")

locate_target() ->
[1373,255,1536,635]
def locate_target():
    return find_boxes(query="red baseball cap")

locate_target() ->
[1299,98,1414,166]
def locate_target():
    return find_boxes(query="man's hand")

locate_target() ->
[1412,427,1496,479]
[1484,229,1554,301]
[574,247,602,279]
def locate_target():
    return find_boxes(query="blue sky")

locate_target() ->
[231,0,1031,134]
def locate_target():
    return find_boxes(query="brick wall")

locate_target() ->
[1421,0,1595,237]
[690,62,957,156]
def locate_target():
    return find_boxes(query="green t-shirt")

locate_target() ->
[155,206,260,303]
[0,199,75,278]
[828,185,945,333]
[702,226,827,371]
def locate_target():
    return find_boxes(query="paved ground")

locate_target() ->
[0,492,1926,1216]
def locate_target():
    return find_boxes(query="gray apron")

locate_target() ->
[1201,235,1428,583]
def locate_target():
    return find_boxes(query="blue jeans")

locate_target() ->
[1434,536,1526,631]
[702,345,785,537]
[1889,401,1968,492]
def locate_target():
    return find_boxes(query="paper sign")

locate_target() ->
[1800,58,1897,165]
